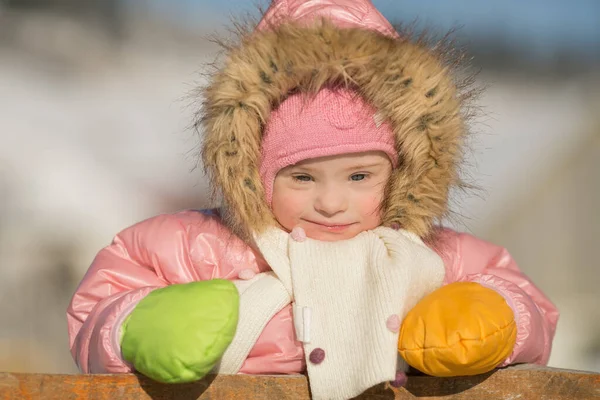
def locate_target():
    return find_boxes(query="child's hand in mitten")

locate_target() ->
[120,279,239,383]
[398,282,517,377]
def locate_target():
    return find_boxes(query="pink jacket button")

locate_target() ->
[309,348,325,364]
[290,226,307,242]
[386,314,401,332]
[390,371,408,388]
[238,269,256,280]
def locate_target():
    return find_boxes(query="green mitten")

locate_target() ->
[120,279,239,383]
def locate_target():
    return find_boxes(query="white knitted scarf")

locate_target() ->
[216,227,444,400]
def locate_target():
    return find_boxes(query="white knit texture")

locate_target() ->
[214,272,291,374]
[255,227,444,400]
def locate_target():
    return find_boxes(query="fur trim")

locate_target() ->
[197,18,478,241]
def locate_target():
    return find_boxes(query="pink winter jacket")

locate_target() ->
[67,210,559,375]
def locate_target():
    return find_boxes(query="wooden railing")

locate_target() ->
[1,364,598,399]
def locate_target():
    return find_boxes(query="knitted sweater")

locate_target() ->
[217,227,444,400]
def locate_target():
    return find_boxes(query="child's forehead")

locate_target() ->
[290,151,391,170]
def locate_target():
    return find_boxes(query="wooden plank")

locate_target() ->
[0,365,598,399]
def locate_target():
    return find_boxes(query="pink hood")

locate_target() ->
[200,0,473,240]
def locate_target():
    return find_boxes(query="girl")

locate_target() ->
[67,1,558,399]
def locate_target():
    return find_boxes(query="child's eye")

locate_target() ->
[350,173,369,181]
[293,174,313,182]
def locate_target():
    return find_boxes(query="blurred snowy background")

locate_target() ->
[0,0,599,374]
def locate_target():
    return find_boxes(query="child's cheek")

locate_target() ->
[272,189,310,230]
[359,193,385,225]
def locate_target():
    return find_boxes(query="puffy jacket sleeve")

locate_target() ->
[67,210,268,374]
[432,228,559,366]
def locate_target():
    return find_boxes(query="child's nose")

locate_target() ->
[314,187,348,217]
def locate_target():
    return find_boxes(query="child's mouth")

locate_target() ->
[304,220,356,232]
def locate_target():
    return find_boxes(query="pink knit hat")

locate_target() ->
[259,87,398,205]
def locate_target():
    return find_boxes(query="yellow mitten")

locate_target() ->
[398,282,517,377]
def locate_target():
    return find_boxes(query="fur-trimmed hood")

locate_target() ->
[197,0,476,241]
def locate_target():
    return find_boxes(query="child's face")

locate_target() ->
[272,151,392,241]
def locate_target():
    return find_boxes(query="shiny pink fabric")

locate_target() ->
[256,0,399,38]
[67,210,559,375]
